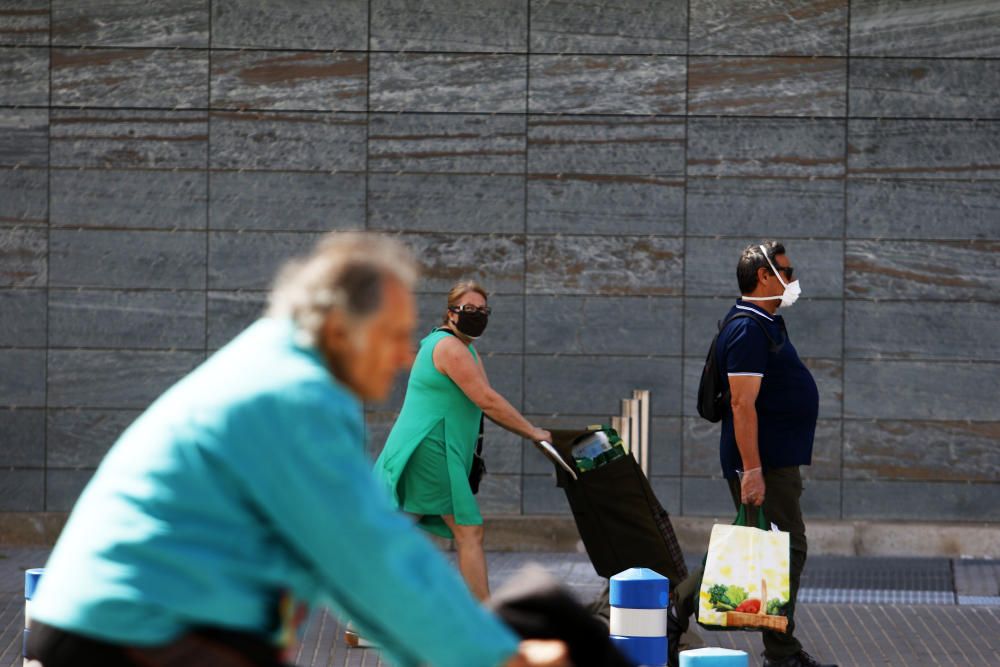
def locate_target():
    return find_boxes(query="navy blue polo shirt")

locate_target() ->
[716,300,819,479]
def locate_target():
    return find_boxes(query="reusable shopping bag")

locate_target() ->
[697,505,790,632]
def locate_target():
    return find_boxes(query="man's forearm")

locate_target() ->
[732,404,761,471]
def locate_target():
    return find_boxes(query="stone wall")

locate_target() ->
[1,1,998,527]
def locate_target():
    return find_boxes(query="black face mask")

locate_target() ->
[453,309,489,338]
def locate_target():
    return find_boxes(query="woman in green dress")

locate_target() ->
[374,280,551,601]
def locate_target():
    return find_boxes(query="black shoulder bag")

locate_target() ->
[434,328,487,494]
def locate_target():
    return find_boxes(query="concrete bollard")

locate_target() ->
[24,568,43,667]
[679,647,749,666]
[609,567,669,667]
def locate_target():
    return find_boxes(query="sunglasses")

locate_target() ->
[450,305,492,316]
[773,265,794,280]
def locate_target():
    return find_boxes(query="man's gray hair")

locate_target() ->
[267,232,418,346]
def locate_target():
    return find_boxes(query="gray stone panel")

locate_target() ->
[0,470,44,511]
[530,0,687,55]
[206,290,267,350]
[210,112,365,171]
[690,0,848,56]
[0,409,44,466]
[368,174,524,234]
[0,226,47,287]
[688,57,846,117]
[649,417,682,477]
[52,0,208,47]
[524,356,681,417]
[51,169,207,230]
[687,178,844,239]
[0,109,47,168]
[799,479,840,519]
[843,419,1000,483]
[48,349,202,408]
[0,46,48,105]
[682,476,738,517]
[846,180,1000,241]
[529,55,685,115]
[649,477,682,515]
[414,293,523,356]
[371,0,527,52]
[805,419,842,480]
[371,54,526,114]
[46,469,95,511]
[850,0,1000,57]
[477,474,522,515]
[527,235,684,296]
[0,168,47,224]
[50,109,207,169]
[482,420,523,475]
[522,474,570,515]
[525,296,682,357]
[843,480,1000,521]
[208,231,321,290]
[400,233,525,295]
[368,113,525,175]
[844,360,999,421]
[848,119,1000,180]
[0,0,49,45]
[845,239,997,301]
[50,229,206,289]
[0,349,45,406]
[210,172,364,232]
[47,408,140,467]
[0,289,46,346]
[689,118,844,178]
[846,301,1000,362]
[211,0,367,50]
[684,237,844,299]
[850,58,1000,120]
[51,48,208,108]
[49,289,205,350]
[210,50,367,112]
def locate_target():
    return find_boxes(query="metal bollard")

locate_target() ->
[24,568,43,667]
[679,647,749,666]
[609,567,669,667]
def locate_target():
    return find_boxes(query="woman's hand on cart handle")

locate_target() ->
[506,639,571,667]
[531,427,553,444]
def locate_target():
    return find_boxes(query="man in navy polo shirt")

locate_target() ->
[670,242,835,667]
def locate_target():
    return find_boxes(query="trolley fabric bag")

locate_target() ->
[697,505,790,633]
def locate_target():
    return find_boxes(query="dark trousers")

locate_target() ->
[675,466,807,660]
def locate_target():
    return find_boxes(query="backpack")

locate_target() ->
[696,312,784,423]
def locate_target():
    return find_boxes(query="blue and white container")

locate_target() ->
[679,647,749,666]
[24,568,43,667]
[609,567,669,667]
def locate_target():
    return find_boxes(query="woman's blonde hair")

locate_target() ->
[442,280,489,324]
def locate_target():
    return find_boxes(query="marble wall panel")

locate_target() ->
[47,408,141,467]
[848,119,1000,180]
[413,293,523,356]
[0,168,47,224]
[0,0,49,45]
[211,51,367,112]
[477,474,522,515]
[843,419,1000,483]
[45,469,95,511]
[845,240,998,301]
[371,0,526,53]
[530,0,687,54]
[0,470,44,511]
[0,226,47,287]
[397,233,525,295]
[50,229,206,289]
[690,0,848,56]
[210,172,364,232]
[688,57,846,117]
[526,235,683,296]
[210,112,365,171]
[0,289,45,346]
[0,349,45,406]
[529,56,685,115]
[52,0,208,47]
[522,474,571,515]
[49,289,205,350]
[371,54,526,114]
[847,180,1000,241]
[369,114,525,175]
[51,169,207,230]
[211,0,367,50]
[208,231,321,290]
[798,479,841,519]
[51,48,208,108]
[481,420,524,475]
[50,109,207,170]
[649,417,683,478]
[368,173,524,234]
[0,46,48,105]
[0,109,47,168]
[850,0,1000,57]
[648,477,682,515]
[843,480,1000,521]
[0,409,44,466]
[844,360,999,421]
[206,290,267,349]
[527,177,684,235]
[48,349,202,408]
[681,477,739,517]
[688,118,844,178]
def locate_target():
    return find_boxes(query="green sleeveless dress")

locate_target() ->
[373,329,483,539]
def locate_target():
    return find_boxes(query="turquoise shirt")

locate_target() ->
[30,318,518,667]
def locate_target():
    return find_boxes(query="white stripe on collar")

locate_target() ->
[735,303,774,321]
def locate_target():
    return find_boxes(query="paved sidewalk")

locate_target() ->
[2,548,998,666]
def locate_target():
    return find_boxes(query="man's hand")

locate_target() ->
[740,467,766,506]
[505,639,571,667]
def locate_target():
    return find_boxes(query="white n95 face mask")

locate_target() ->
[742,244,802,308]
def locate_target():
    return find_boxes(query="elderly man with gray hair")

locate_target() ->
[27,232,567,667]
